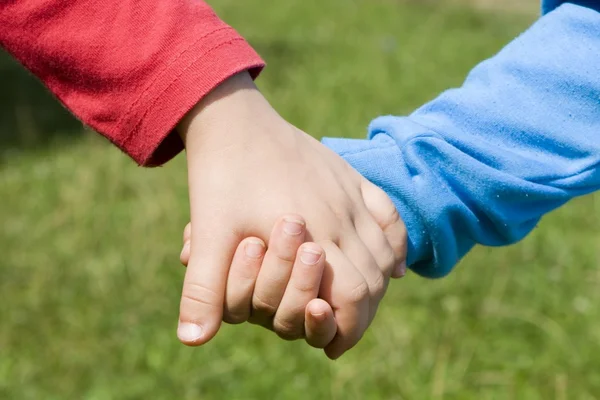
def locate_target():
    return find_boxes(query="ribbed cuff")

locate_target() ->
[118,29,265,166]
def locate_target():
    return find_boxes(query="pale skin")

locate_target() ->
[180,217,340,349]
[180,215,407,356]
[176,70,407,359]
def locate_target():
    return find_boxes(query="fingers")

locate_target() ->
[304,299,337,348]
[353,212,397,279]
[319,240,370,360]
[250,215,306,327]
[272,243,326,340]
[223,238,265,324]
[178,220,240,346]
[180,223,191,267]
[360,178,407,278]
[339,234,387,328]
[340,233,387,299]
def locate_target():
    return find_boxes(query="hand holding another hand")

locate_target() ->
[176,71,407,359]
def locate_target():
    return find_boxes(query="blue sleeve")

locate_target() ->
[322,3,600,278]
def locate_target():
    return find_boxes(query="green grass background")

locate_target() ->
[2,1,600,399]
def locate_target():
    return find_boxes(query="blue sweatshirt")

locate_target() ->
[322,1,600,278]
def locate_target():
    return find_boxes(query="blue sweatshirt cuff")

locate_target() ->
[322,128,451,279]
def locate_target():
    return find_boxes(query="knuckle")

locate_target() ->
[369,271,387,299]
[275,251,297,264]
[223,310,248,325]
[273,318,303,340]
[348,280,370,304]
[292,278,317,294]
[181,282,220,308]
[381,205,401,230]
[376,214,406,261]
[368,187,400,227]
[252,294,278,316]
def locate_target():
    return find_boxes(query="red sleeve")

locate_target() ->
[0,0,264,166]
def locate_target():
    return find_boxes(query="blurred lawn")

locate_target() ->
[2,1,600,399]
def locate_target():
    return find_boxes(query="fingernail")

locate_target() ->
[245,239,265,258]
[300,247,322,265]
[310,311,327,322]
[283,218,304,236]
[177,322,203,343]
[180,241,190,259]
[392,261,407,278]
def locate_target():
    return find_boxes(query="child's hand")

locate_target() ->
[180,212,407,359]
[180,217,338,350]
[176,71,407,360]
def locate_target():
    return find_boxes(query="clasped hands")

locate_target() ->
[175,72,407,360]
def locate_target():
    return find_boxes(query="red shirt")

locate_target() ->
[0,0,265,166]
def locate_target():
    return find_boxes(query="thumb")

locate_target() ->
[178,214,240,346]
[360,177,407,277]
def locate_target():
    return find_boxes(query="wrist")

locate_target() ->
[177,71,273,146]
